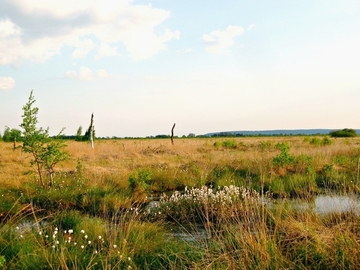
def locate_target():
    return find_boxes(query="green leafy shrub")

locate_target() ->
[309,137,332,146]
[309,137,321,146]
[2,126,21,143]
[213,140,237,149]
[322,136,332,145]
[330,128,357,138]
[222,139,237,148]
[20,90,69,187]
[129,169,153,200]
[0,255,5,268]
[259,141,273,151]
[273,143,295,168]
[294,154,313,174]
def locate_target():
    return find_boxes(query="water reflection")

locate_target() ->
[281,194,360,215]
[315,195,360,215]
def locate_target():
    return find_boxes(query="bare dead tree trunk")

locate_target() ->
[171,123,176,145]
[89,113,94,149]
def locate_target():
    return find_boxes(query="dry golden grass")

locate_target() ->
[1,136,360,190]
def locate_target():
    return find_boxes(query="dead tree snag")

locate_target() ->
[89,113,94,149]
[171,123,176,145]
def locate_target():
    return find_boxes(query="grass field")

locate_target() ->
[1,136,360,269]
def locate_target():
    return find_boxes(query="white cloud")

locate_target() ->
[248,24,255,31]
[176,48,194,53]
[0,0,179,65]
[71,39,95,59]
[77,66,93,81]
[65,71,78,79]
[0,19,21,37]
[0,19,63,65]
[65,67,114,80]
[97,69,113,79]
[95,42,121,59]
[143,75,165,82]
[0,76,15,91]
[203,25,244,54]
[123,29,180,60]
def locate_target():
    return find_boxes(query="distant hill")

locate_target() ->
[204,129,360,137]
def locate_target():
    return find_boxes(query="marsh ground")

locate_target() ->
[1,136,360,269]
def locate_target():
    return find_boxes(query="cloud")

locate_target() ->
[0,0,179,65]
[248,24,255,31]
[0,76,15,91]
[177,48,194,53]
[97,69,113,79]
[78,67,94,80]
[203,25,244,54]
[95,42,121,59]
[142,75,165,82]
[71,39,95,59]
[123,29,180,60]
[0,18,21,37]
[65,67,114,80]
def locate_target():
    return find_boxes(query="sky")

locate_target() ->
[1,0,360,137]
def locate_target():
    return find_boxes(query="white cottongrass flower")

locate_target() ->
[80,230,85,234]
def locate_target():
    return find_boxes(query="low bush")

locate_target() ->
[213,139,237,149]
[330,128,357,138]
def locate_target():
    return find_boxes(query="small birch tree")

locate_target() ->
[20,90,69,187]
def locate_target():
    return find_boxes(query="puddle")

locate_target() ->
[273,194,360,215]
[314,195,360,215]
